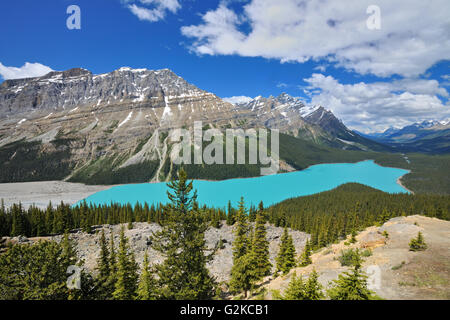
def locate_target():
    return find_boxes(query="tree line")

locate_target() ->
[0,175,448,300]
[265,183,449,250]
[0,169,217,300]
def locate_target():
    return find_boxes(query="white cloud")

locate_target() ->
[126,0,181,22]
[223,95,253,104]
[0,62,53,80]
[314,65,327,72]
[304,73,450,132]
[181,0,450,77]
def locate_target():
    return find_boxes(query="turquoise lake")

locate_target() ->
[77,160,410,208]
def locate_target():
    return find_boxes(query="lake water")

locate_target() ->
[77,160,410,208]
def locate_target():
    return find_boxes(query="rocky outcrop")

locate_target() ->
[264,215,450,300]
[49,222,309,283]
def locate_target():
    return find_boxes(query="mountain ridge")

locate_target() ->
[0,66,444,185]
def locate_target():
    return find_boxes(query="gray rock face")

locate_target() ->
[52,222,310,283]
[0,67,246,181]
[0,68,202,117]
[0,67,378,183]
[235,93,318,133]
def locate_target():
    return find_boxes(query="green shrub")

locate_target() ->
[409,232,427,251]
[337,248,363,267]
[392,261,405,270]
[361,249,372,257]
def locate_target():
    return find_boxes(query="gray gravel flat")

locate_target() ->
[0,181,111,208]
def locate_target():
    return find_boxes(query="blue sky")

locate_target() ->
[0,0,449,132]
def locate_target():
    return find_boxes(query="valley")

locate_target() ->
[0,67,448,197]
[0,67,448,302]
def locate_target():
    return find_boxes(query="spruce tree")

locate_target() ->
[350,230,357,244]
[226,200,235,226]
[304,269,324,300]
[61,230,77,267]
[11,204,25,236]
[276,227,296,275]
[137,252,157,300]
[232,197,250,261]
[112,226,138,300]
[299,239,312,267]
[0,241,76,299]
[97,230,110,278]
[327,265,378,300]
[273,272,305,300]
[252,210,272,279]
[80,201,91,233]
[150,168,216,300]
[104,232,117,299]
[409,231,427,251]
[229,250,257,298]
[95,230,112,299]
[274,269,326,300]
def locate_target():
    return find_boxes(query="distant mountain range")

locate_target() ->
[357,120,450,154]
[0,67,447,184]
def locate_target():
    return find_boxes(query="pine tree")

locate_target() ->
[350,230,357,244]
[327,265,377,300]
[232,197,250,261]
[11,204,25,236]
[103,232,117,299]
[304,269,324,300]
[249,205,256,222]
[276,227,296,275]
[137,252,157,300]
[127,209,134,230]
[112,226,138,300]
[80,201,91,233]
[273,269,326,300]
[0,241,74,299]
[61,230,77,267]
[251,210,272,279]
[226,200,235,226]
[95,230,113,299]
[97,230,110,278]
[150,168,216,300]
[409,231,427,251]
[299,239,312,266]
[229,250,257,298]
[0,199,6,237]
[273,272,305,300]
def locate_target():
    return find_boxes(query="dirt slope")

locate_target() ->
[264,215,450,300]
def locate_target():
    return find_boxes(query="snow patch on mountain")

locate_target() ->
[222,96,253,105]
[118,111,133,128]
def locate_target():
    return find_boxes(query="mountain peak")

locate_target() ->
[42,68,92,79]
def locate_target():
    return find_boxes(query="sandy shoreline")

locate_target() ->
[397,177,414,194]
[0,181,112,209]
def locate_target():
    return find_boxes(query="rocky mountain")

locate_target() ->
[0,67,243,132]
[360,120,450,154]
[234,93,327,142]
[0,67,253,183]
[235,94,390,151]
[0,67,391,184]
